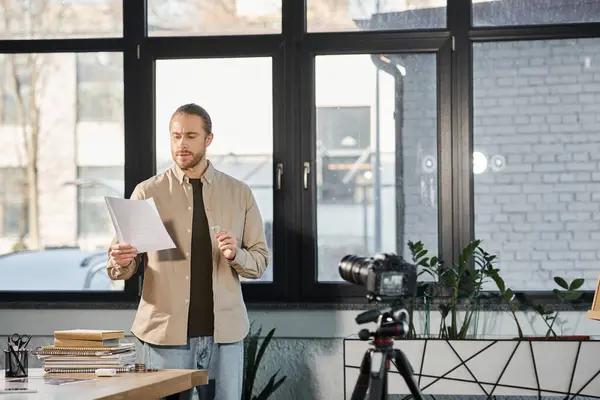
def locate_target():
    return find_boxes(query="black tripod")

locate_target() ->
[350,306,425,400]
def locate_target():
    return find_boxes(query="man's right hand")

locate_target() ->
[109,243,138,267]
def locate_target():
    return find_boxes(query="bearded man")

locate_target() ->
[106,103,269,400]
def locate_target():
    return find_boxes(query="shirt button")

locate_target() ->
[185,252,190,257]
[187,229,191,233]
[185,276,189,280]
[185,299,189,304]
[188,207,192,211]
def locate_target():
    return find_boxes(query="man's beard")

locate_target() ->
[176,151,204,170]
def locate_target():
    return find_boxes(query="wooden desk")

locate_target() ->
[0,368,208,399]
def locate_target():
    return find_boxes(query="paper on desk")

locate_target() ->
[105,196,176,253]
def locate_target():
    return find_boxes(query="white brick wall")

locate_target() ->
[471,38,600,291]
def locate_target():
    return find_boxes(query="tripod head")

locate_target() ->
[354,300,410,344]
[350,300,425,400]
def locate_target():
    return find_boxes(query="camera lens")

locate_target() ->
[338,254,371,286]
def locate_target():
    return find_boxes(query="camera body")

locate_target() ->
[338,252,417,302]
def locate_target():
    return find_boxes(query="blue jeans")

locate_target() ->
[140,336,243,400]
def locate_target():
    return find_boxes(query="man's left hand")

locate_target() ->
[215,230,237,260]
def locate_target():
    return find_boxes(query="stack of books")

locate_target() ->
[36,329,136,373]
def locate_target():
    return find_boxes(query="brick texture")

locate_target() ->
[471,39,600,290]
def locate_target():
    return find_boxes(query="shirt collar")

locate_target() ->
[171,159,215,187]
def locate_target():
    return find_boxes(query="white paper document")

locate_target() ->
[105,196,176,253]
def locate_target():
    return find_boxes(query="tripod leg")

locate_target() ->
[350,350,372,400]
[366,350,387,400]
[392,349,426,400]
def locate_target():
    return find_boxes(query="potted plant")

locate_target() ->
[524,276,590,340]
[242,323,287,400]
[408,239,492,340]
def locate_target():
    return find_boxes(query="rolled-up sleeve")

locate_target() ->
[228,188,269,279]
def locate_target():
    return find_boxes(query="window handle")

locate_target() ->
[303,162,310,190]
[276,163,283,190]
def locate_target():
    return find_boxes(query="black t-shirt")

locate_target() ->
[187,178,214,337]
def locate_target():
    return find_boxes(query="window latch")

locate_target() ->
[303,162,310,190]
[276,163,283,190]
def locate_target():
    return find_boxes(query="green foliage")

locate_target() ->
[529,277,585,337]
[243,324,287,400]
[407,240,586,340]
[409,239,495,340]
[478,247,523,338]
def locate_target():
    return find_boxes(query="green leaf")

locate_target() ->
[416,249,428,259]
[430,256,438,267]
[533,304,552,316]
[243,327,261,400]
[569,278,585,291]
[504,288,514,303]
[419,269,436,281]
[489,273,505,293]
[243,325,287,400]
[254,371,287,400]
[554,276,569,290]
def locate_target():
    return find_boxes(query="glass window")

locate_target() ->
[472,0,600,27]
[147,0,282,36]
[307,0,446,32]
[0,0,122,39]
[473,39,600,291]
[77,166,124,236]
[0,52,124,292]
[77,53,124,122]
[155,57,274,283]
[315,53,439,282]
[0,55,33,124]
[318,106,371,204]
[0,168,27,237]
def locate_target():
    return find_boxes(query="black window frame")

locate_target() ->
[1,0,599,307]
[144,40,288,303]
[455,0,600,306]
[299,33,453,302]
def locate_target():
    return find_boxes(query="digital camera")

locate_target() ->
[338,253,417,301]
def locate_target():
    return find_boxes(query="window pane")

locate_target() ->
[307,0,446,32]
[315,53,439,282]
[0,52,124,292]
[77,53,124,122]
[472,0,600,27]
[147,0,281,36]
[0,0,122,39]
[155,57,274,283]
[473,39,600,291]
[77,166,124,236]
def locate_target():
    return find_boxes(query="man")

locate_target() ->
[106,103,269,400]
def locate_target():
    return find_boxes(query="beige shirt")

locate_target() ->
[106,161,269,345]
